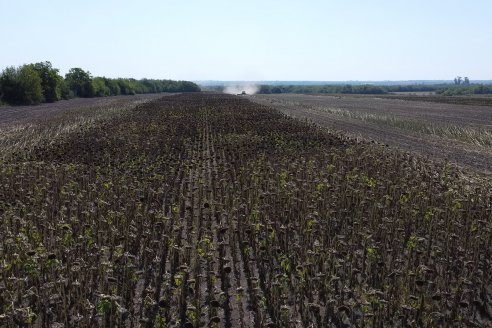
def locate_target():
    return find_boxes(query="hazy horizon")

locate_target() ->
[1,0,491,81]
[196,80,492,88]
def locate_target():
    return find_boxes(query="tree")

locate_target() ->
[59,79,71,99]
[454,76,462,85]
[102,78,121,95]
[177,81,201,92]
[0,67,16,103]
[271,86,282,94]
[341,84,353,94]
[92,77,110,97]
[32,61,63,102]
[65,68,94,97]
[463,77,470,85]
[0,65,43,105]
[116,79,136,95]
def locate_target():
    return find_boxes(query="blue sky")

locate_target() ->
[1,0,491,81]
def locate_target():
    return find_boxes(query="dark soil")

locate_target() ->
[250,94,492,175]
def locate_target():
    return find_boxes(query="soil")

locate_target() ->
[250,93,492,175]
[0,94,166,126]
[385,94,492,107]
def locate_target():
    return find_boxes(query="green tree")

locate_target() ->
[65,68,94,97]
[32,61,63,102]
[177,81,200,92]
[116,79,136,95]
[102,78,121,95]
[59,79,71,99]
[0,65,43,105]
[92,77,110,97]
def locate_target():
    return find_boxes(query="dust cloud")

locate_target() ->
[223,84,259,95]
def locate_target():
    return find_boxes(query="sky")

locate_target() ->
[1,0,491,81]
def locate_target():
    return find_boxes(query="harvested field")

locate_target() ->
[0,94,165,126]
[0,94,167,160]
[385,95,492,107]
[0,93,491,327]
[251,94,492,174]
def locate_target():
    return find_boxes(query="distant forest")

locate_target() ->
[202,81,492,96]
[0,62,200,105]
[256,84,492,96]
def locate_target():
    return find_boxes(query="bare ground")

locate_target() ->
[0,94,166,126]
[249,94,492,175]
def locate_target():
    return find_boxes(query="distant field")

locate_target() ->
[251,93,492,174]
[0,94,165,159]
[0,94,164,126]
[385,94,492,106]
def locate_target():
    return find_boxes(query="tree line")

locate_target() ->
[0,62,200,105]
[436,84,492,96]
[257,82,492,96]
[258,84,389,94]
[453,76,470,85]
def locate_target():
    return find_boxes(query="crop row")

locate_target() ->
[0,94,490,327]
